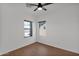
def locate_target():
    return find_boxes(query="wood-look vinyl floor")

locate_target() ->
[2,42,79,56]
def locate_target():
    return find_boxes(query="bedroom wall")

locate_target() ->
[37,3,79,53]
[0,3,36,55]
[0,4,2,50]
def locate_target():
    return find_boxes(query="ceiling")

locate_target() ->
[2,3,79,20]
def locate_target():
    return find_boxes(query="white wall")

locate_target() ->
[37,3,79,53]
[0,3,36,55]
[0,4,2,49]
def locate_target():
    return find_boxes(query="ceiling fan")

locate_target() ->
[26,3,53,11]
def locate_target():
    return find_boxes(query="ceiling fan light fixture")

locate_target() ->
[38,7,42,10]
[26,3,53,11]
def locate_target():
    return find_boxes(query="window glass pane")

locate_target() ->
[24,20,32,37]
[24,30,30,37]
[24,21,30,28]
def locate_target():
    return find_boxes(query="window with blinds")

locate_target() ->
[24,20,32,38]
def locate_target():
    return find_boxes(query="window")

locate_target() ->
[24,20,32,38]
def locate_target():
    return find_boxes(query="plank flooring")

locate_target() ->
[2,42,79,56]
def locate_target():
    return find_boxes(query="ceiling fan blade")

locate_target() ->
[34,7,38,11]
[26,3,38,7]
[42,3,53,6]
[42,7,47,11]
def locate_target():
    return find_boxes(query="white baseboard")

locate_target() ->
[0,41,36,55]
[0,40,79,55]
[37,41,79,54]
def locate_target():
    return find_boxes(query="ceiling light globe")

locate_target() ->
[38,7,42,10]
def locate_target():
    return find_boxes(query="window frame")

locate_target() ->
[24,20,32,38]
